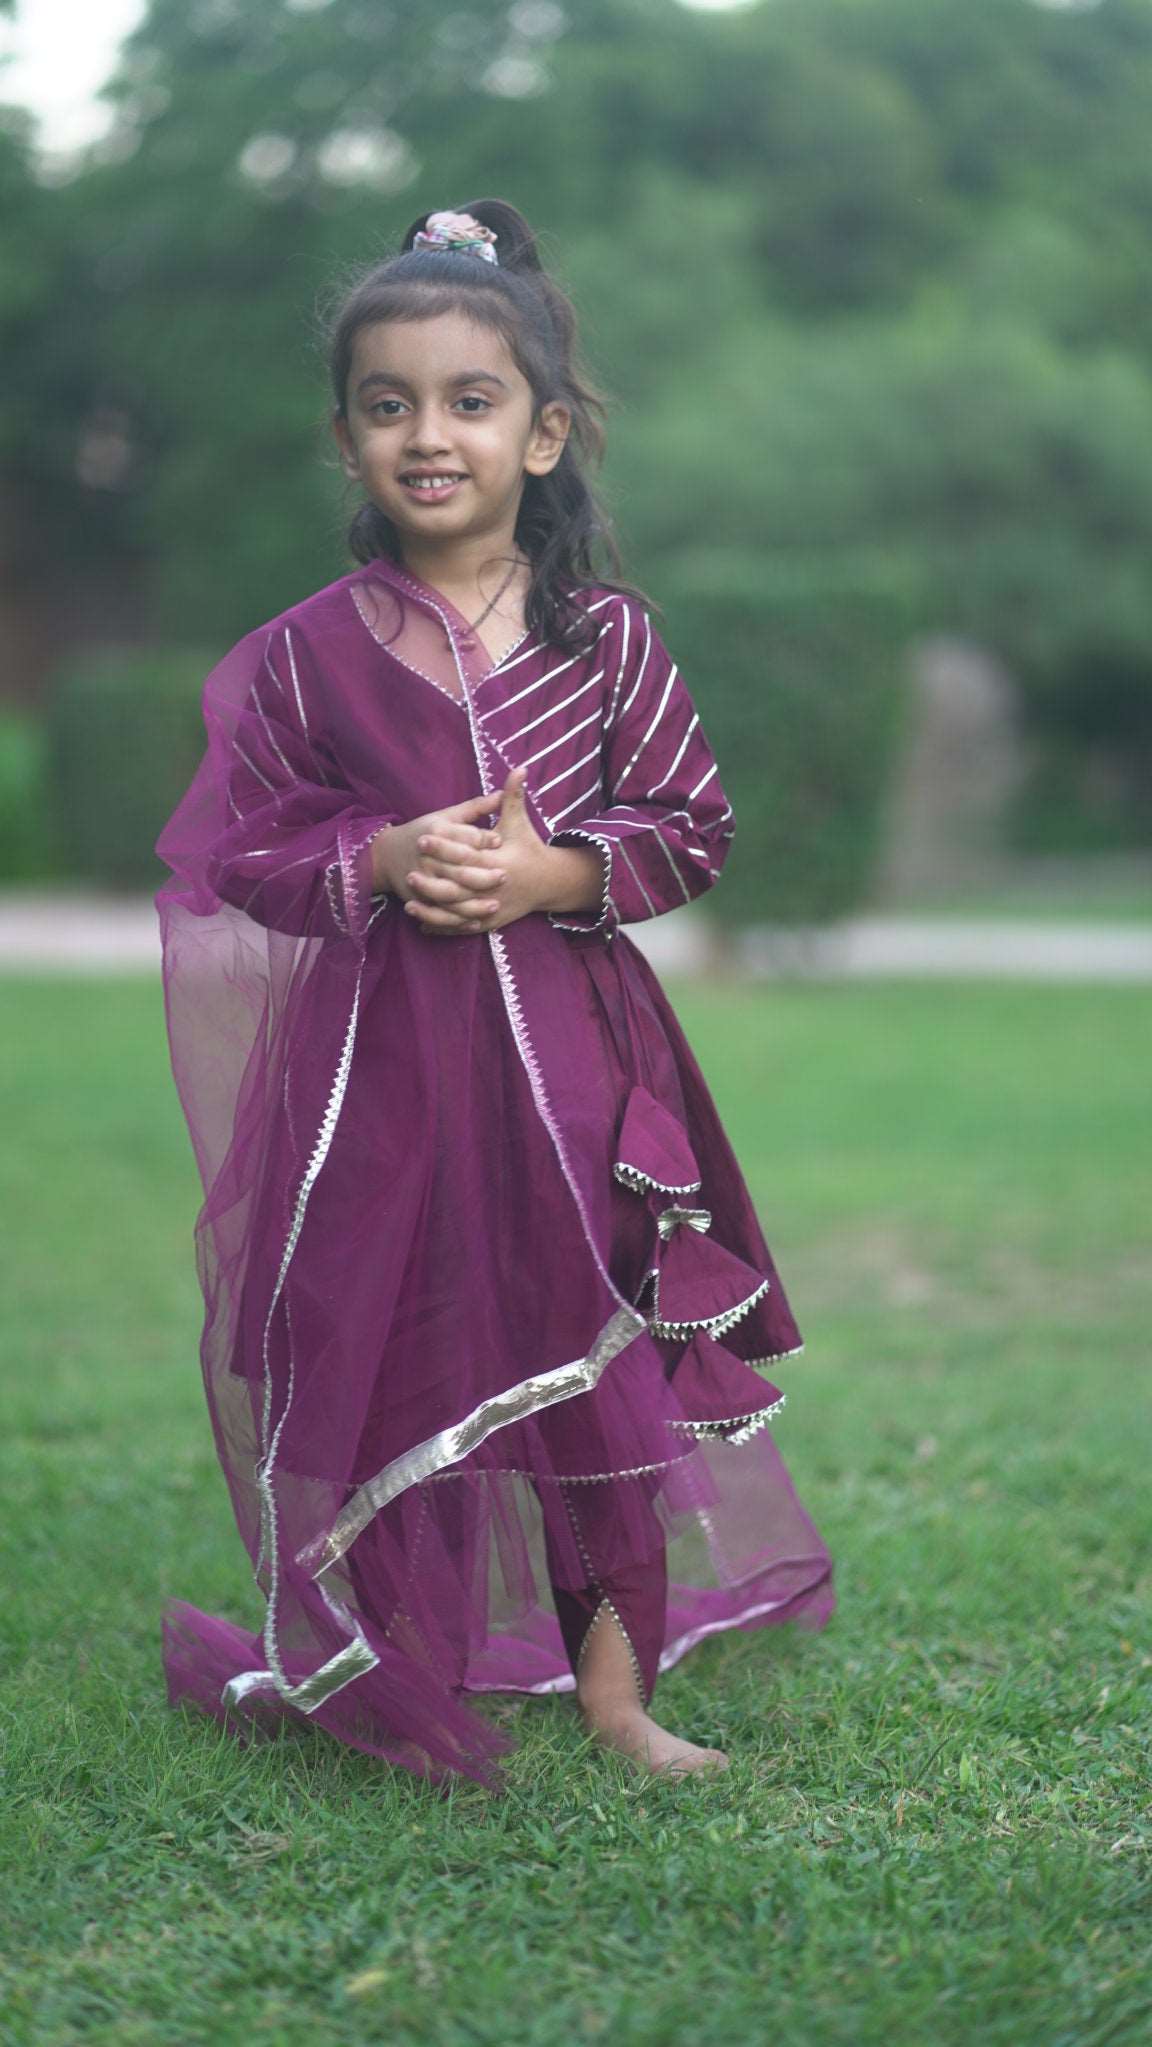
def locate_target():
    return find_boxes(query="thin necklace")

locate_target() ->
[469,556,527,631]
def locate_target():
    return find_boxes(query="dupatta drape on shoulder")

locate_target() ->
[156,557,833,1789]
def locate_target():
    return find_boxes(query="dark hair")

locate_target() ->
[320,197,656,654]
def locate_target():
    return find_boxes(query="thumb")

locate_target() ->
[501,764,530,823]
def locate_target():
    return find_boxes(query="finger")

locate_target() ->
[407,872,501,910]
[410,862,505,894]
[422,824,503,855]
[404,897,476,928]
[416,834,505,873]
[446,791,504,824]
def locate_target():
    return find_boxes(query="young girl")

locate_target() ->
[157,199,834,1791]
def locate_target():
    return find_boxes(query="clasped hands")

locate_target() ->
[372,765,601,936]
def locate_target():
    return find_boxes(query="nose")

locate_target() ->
[404,403,455,455]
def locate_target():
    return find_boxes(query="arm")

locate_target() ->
[543,601,734,936]
[203,622,400,945]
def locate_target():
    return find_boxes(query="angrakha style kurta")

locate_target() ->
[156,553,835,1790]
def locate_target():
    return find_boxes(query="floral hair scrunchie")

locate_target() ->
[412,210,499,265]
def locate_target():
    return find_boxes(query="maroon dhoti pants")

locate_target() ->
[541,1477,669,1707]
[345,1471,669,1706]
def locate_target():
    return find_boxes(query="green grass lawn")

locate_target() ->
[1,975,1149,2047]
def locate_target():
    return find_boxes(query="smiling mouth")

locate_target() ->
[399,473,469,496]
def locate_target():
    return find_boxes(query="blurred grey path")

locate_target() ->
[0,892,1150,981]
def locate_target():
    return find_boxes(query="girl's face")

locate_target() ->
[333,309,569,551]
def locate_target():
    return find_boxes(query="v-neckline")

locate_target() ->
[370,557,532,686]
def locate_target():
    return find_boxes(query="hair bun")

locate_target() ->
[412,210,499,265]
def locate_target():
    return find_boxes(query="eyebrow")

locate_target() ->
[356,369,510,397]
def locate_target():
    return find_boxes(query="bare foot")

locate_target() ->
[580,1700,730,1775]
[575,1599,729,1775]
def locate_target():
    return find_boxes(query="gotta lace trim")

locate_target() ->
[228,960,381,1714]
[614,1162,703,1197]
[668,1391,787,1445]
[323,864,349,935]
[547,827,617,936]
[322,822,392,937]
[424,1447,696,1485]
[341,818,392,937]
[562,1486,648,1704]
[649,1274,772,1342]
[298,1306,644,1573]
[380,562,535,681]
[350,581,466,709]
[574,1595,647,1705]
[416,1373,797,1486]
[744,1342,805,1368]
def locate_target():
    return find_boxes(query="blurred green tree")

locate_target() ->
[5,0,1152,879]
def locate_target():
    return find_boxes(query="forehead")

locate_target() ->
[349,310,523,388]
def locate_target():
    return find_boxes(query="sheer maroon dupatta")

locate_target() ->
[156,558,833,1788]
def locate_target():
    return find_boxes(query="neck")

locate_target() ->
[397,531,529,609]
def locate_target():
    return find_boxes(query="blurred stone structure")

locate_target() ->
[873,637,1028,905]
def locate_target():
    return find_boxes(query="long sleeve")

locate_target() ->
[201,622,401,945]
[544,601,734,936]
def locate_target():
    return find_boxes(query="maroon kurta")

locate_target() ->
[156,555,835,1789]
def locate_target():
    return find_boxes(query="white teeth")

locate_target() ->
[404,474,464,489]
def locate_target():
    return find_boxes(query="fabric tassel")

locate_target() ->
[613,1083,703,1196]
[666,1327,787,1443]
[644,1204,771,1340]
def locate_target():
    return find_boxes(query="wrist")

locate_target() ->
[538,840,605,916]
[370,823,403,895]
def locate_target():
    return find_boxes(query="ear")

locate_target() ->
[524,400,571,479]
[332,410,361,481]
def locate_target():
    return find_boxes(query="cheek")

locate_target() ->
[360,433,401,472]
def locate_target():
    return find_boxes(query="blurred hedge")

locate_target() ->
[38,576,913,919]
[660,551,915,926]
[0,714,61,883]
[45,649,211,888]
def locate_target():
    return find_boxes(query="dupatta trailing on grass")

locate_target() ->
[156,555,834,1789]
